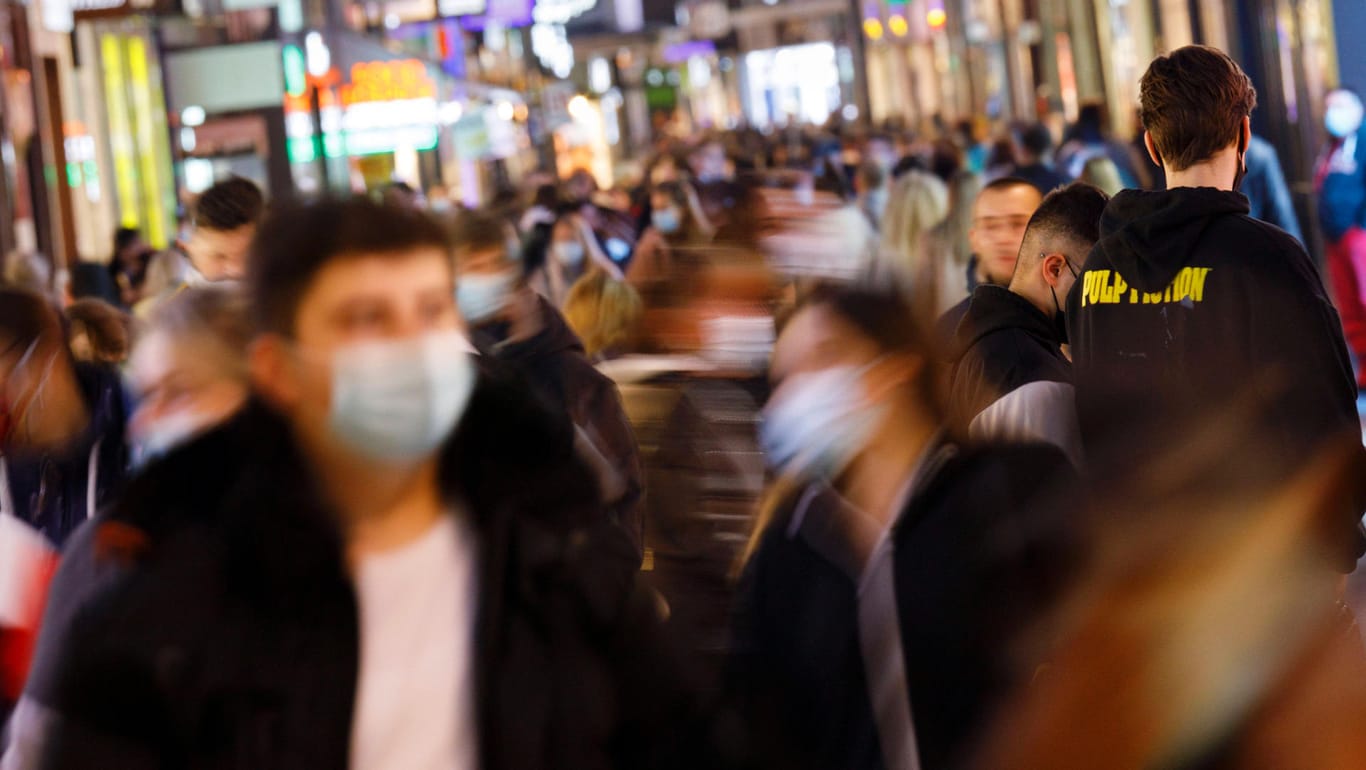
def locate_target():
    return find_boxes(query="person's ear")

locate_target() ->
[247,334,300,413]
[1042,253,1067,287]
[1240,116,1251,155]
[1143,131,1163,168]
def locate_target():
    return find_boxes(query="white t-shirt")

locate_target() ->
[349,512,480,770]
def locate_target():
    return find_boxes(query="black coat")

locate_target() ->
[728,442,1077,770]
[37,365,706,770]
[949,286,1080,465]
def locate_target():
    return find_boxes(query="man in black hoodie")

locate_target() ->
[450,209,644,561]
[950,183,1108,467]
[1067,46,1365,567]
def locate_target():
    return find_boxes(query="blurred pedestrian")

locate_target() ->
[1242,134,1304,245]
[1069,45,1364,569]
[1,253,53,302]
[63,300,130,367]
[732,284,1075,770]
[1078,156,1125,196]
[106,228,149,308]
[1316,86,1366,388]
[183,177,263,285]
[451,208,644,559]
[0,289,128,547]
[868,170,948,304]
[533,209,623,308]
[563,270,643,362]
[935,178,1043,344]
[949,183,1108,467]
[1058,104,1148,190]
[33,197,706,768]
[855,161,890,232]
[1,286,251,768]
[603,251,773,692]
[1011,123,1070,194]
[627,181,715,306]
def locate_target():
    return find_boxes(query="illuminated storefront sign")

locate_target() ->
[340,59,436,107]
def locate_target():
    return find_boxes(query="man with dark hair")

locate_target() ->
[935,177,1043,348]
[450,207,644,560]
[185,176,264,283]
[950,183,1108,467]
[1012,123,1070,195]
[32,197,705,768]
[1069,46,1364,567]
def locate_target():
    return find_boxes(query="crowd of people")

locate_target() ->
[2,43,1366,769]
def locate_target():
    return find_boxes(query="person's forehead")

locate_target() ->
[974,185,1041,218]
[303,249,451,300]
[772,304,871,379]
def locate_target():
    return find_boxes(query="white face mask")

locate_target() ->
[456,271,517,325]
[554,242,585,267]
[759,362,886,479]
[325,331,477,463]
[1326,100,1364,140]
[132,410,213,468]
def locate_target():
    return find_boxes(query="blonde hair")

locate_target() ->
[563,271,643,358]
[879,171,950,280]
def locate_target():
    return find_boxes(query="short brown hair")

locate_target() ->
[1139,45,1256,172]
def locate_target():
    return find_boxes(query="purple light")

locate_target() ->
[662,40,715,64]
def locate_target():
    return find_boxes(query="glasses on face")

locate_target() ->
[976,215,1031,236]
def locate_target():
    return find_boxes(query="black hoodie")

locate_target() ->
[1067,187,1364,563]
[950,285,1082,466]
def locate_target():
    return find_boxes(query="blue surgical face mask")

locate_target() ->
[457,271,517,324]
[653,206,682,235]
[554,241,585,267]
[759,361,886,479]
[325,331,476,463]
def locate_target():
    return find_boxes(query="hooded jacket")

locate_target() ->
[475,297,644,559]
[1066,188,1364,564]
[33,365,714,770]
[949,285,1081,467]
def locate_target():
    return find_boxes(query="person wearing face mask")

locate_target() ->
[451,209,644,561]
[1069,47,1365,569]
[730,284,1076,770]
[529,209,623,309]
[625,182,714,307]
[0,286,251,766]
[28,198,710,770]
[1316,87,1366,389]
[948,183,1107,469]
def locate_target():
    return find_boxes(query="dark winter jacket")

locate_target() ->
[949,285,1081,466]
[34,365,710,770]
[474,297,644,559]
[1242,134,1303,245]
[1067,187,1365,565]
[729,442,1077,770]
[2,362,127,547]
[1317,130,1366,242]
